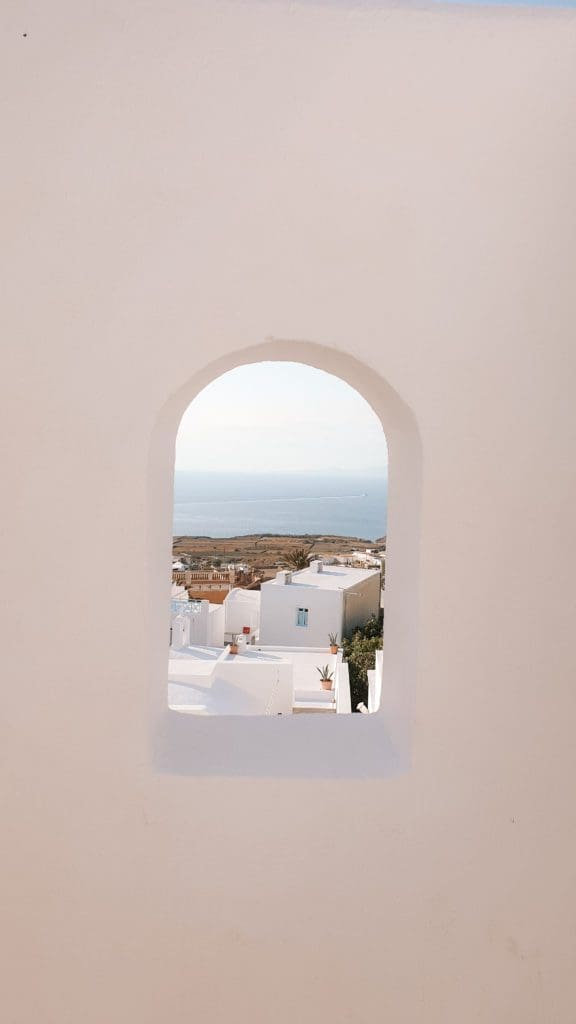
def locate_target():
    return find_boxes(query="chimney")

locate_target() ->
[276,570,292,585]
[309,560,323,573]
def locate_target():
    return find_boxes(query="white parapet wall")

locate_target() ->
[335,661,351,715]
[368,648,384,714]
[169,647,294,715]
[169,645,349,715]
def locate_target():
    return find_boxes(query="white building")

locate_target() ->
[169,598,225,649]
[259,560,381,647]
[169,642,350,716]
[349,548,385,569]
[223,587,261,643]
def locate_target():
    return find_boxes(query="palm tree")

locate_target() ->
[285,546,313,571]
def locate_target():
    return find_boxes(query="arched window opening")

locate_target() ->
[168,361,388,717]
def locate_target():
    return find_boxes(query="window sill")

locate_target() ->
[152,706,407,779]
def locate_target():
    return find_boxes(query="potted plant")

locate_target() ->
[229,636,239,655]
[328,632,339,655]
[317,665,334,691]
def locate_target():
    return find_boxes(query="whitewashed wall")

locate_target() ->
[208,604,225,647]
[341,572,381,636]
[259,578,344,647]
[3,3,576,1022]
[224,589,261,639]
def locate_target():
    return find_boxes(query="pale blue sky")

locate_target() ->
[175,362,387,475]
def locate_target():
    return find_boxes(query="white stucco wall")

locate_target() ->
[170,611,189,649]
[259,567,379,644]
[3,3,576,1022]
[171,655,294,716]
[171,599,224,648]
[341,572,381,636]
[369,648,385,715]
[224,588,261,638]
[207,603,225,647]
[259,578,345,647]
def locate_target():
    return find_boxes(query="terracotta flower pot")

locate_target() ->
[330,644,338,655]
[321,678,333,691]
[229,643,239,655]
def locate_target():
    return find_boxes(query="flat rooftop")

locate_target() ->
[252,646,339,692]
[168,645,340,711]
[169,644,336,674]
[268,565,380,591]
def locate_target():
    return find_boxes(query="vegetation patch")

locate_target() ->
[342,613,383,711]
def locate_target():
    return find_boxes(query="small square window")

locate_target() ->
[296,607,309,627]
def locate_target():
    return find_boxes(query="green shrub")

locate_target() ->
[342,614,383,711]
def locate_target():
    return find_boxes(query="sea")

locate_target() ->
[173,471,387,540]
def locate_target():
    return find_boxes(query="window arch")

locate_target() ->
[170,360,387,715]
[148,339,421,778]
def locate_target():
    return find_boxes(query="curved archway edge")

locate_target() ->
[148,338,422,778]
[163,338,418,454]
